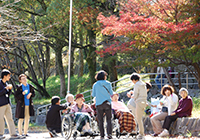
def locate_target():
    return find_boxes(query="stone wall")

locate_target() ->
[143,116,200,137]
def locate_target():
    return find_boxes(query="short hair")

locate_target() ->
[95,70,108,80]
[161,85,174,96]
[1,69,11,79]
[18,74,27,81]
[146,82,152,89]
[179,87,188,95]
[65,94,74,102]
[51,96,60,105]
[130,73,140,81]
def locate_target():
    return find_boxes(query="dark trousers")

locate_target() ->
[162,114,178,130]
[96,101,112,137]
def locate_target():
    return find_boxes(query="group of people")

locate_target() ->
[0,69,193,140]
[0,69,35,139]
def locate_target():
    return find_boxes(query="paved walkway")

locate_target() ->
[2,132,200,140]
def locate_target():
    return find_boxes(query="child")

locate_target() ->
[45,96,67,137]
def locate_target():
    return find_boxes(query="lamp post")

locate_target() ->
[67,0,73,94]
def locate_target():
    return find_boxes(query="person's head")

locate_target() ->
[1,69,11,81]
[130,73,140,84]
[179,87,188,99]
[51,96,60,105]
[111,92,119,102]
[18,74,27,84]
[65,94,74,103]
[146,82,152,92]
[95,70,108,81]
[161,85,174,97]
[75,94,85,106]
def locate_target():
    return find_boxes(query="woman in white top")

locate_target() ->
[150,85,178,136]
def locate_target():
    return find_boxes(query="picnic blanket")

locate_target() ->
[115,110,136,133]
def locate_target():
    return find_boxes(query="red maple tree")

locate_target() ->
[96,0,200,87]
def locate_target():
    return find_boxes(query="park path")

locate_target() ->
[2,132,200,140]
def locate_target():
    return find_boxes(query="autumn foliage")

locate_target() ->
[96,0,200,58]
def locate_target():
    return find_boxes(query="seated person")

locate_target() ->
[65,94,76,113]
[111,92,136,133]
[70,94,96,136]
[46,96,68,137]
[158,87,193,137]
[65,94,76,106]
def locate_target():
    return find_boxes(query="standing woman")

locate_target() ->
[92,70,113,139]
[127,73,147,140]
[15,74,35,136]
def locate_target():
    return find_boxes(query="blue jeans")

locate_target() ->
[155,74,165,90]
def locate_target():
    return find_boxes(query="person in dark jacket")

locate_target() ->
[0,69,21,139]
[15,74,35,136]
[46,96,67,137]
[158,87,193,137]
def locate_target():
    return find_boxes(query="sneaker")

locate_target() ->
[11,134,21,139]
[151,133,158,137]
[107,135,112,139]
[100,136,104,140]
[137,134,144,139]
[22,134,29,137]
[49,130,58,137]
[158,129,169,137]
[0,135,5,139]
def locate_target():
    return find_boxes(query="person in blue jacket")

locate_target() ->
[92,70,113,140]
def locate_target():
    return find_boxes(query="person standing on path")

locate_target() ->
[0,69,21,139]
[92,70,113,140]
[15,74,35,137]
[127,73,147,140]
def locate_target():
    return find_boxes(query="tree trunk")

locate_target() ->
[108,56,118,82]
[70,46,75,76]
[86,30,96,85]
[78,27,84,77]
[78,49,84,77]
[86,46,96,85]
[55,47,66,97]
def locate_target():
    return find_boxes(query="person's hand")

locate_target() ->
[171,112,176,116]
[84,104,89,109]
[131,96,134,98]
[22,91,26,95]
[6,84,12,90]
[27,93,32,99]
[160,101,164,106]
[151,105,157,107]
[127,92,131,98]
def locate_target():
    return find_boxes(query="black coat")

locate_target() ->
[0,80,12,107]
[15,84,35,118]
[46,105,67,131]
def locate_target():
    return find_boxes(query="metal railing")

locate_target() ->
[36,72,198,116]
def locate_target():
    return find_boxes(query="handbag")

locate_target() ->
[161,106,168,112]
